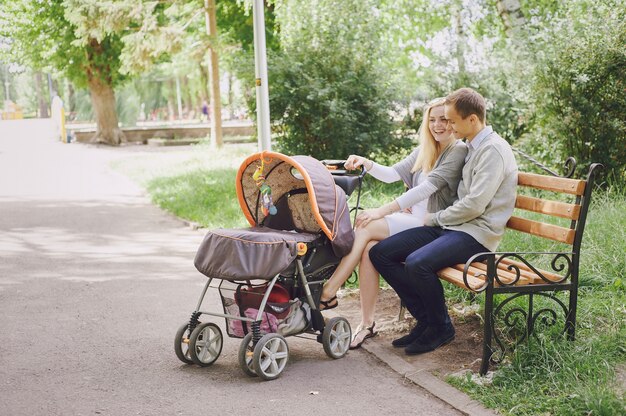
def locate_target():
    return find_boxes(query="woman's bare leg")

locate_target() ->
[320,218,389,303]
[357,241,380,328]
[349,241,382,347]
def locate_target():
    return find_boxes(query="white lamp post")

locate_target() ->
[252,0,271,151]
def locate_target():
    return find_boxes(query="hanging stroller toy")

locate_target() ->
[174,151,366,380]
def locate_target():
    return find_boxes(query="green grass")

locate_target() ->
[114,147,625,415]
[147,168,248,229]
[112,141,255,229]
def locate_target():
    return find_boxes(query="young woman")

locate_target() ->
[319,97,468,349]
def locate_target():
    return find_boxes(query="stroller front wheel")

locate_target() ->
[238,333,258,377]
[252,333,289,381]
[174,322,194,364]
[322,317,351,359]
[189,323,223,367]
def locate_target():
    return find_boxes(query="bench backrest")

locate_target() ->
[506,164,602,253]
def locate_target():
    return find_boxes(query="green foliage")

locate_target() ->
[268,49,403,159]
[529,1,626,181]
[264,0,407,160]
[112,142,255,229]
[217,0,279,53]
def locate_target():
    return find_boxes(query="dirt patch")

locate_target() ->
[616,364,626,395]
[335,287,486,375]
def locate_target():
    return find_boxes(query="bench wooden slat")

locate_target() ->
[441,258,563,288]
[463,262,532,285]
[518,172,586,195]
[438,267,486,291]
[515,195,581,220]
[498,256,565,283]
[507,216,576,245]
[492,259,544,284]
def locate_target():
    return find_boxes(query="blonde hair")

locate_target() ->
[411,97,449,173]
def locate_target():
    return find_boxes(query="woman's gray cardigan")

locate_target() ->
[392,140,468,213]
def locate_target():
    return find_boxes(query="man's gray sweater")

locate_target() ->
[427,132,518,252]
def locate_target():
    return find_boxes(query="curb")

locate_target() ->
[361,340,498,416]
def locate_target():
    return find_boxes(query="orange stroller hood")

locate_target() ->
[235,151,354,257]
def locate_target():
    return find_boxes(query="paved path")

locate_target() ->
[0,120,460,416]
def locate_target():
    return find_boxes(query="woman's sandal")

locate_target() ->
[349,322,377,350]
[319,295,338,311]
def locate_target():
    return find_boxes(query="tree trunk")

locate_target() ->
[34,72,49,118]
[205,0,223,147]
[453,1,469,88]
[496,0,525,36]
[87,75,124,145]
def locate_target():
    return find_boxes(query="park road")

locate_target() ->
[0,119,460,416]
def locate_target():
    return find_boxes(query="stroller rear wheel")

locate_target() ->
[252,333,289,381]
[189,323,223,367]
[322,317,351,359]
[174,322,194,364]
[238,333,257,377]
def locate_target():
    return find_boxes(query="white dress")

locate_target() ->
[384,172,427,236]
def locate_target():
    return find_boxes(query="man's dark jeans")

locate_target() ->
[370,226,488,328]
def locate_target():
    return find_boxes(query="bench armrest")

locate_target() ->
[462,251,574,291]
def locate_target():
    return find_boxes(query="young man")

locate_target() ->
[369,88,518,355]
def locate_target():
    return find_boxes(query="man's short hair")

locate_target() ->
[445,88,486,122]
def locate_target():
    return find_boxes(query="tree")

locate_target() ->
[0,0,181,145]
[2,1,121,144]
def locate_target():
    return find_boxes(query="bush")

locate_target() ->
[530,2,626,182]
[264,0,409,160]
[269,49,404,159]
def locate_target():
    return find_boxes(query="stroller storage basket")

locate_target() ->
[219,280,311,339]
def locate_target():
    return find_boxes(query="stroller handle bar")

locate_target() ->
[321,160,367,228]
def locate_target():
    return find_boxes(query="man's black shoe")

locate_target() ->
[404,324,455,355]
[391,322,428,348]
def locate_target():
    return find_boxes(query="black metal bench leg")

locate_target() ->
[566,287,577,341]
[398,300,406,321]
[480,285,494,375]
[527,293,535,339]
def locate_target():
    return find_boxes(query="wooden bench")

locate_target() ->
[435,160,602,374]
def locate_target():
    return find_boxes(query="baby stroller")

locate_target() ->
[174,151,365,380]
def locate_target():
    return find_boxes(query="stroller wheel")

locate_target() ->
[322,317,351,359]
[189,323,223,367]
[238,333,258,377]
[252,333,289,381]
[174,323,194,364]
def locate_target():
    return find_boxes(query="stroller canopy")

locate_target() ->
[236,151,354,257]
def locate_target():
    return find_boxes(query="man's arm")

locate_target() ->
[426,146,505,226]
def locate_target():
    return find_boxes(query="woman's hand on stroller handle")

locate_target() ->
[345,155,373,171]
